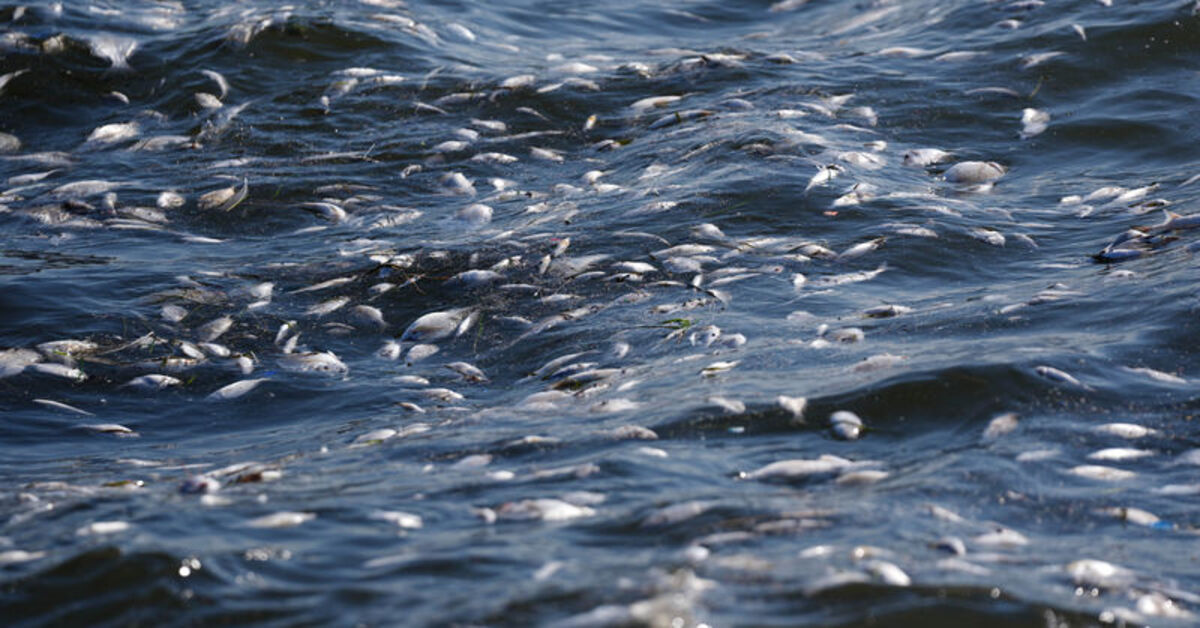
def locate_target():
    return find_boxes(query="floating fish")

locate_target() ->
[401,308,476,343]
[943,161,1006,184]
[197,178,248,212]
[207,378,267,401]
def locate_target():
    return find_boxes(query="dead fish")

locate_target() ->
[777,396,807,423]
[972,527,1028,548]
[352,428,397,446]
[279,351,348,376]
[471,118,507,133]
[179,475,221,494]
[33,398,94,416]
[470,152,519,164]
[306,296,350,317]
[129,135,193,152]
[743,455,873,481]
[1020,108,1049,139]
[833,182,877,207]
[246,282,274,302]
[837,237,885,261]
[7,168,59,186]
[196,315,233,342]
[197,178,248,212]
[27,363,87,382]
[982,413,1019,439]
[87,34,138,70]
[432,140,470,153]
[964,87,1022,99]
[499,74,536,89]
[863,560,910,586]
[274,321,297,346]
[76,520,133,536]
[707,395,746,414]
[700,361,738,377]
[830,410,864,440]
[630,95,684,112]
[300,201,346,223]
[351,305,386,329]
[51,179,122,199]
[641,500,718,527]
[446,22,476,41]
[1065,559,1134,589]
[446,270,504,290]
[370,510,423,528]
[1122,366,1186,384]
[0,550,46,565]
[37,339,99,359]
[457,203,493,224]
[663,257,703,273]
[422,387,464,402]
[1020,51,1063,70]
[122,374,183,391]
[590,399,642,413]
[406,343,440,363]
[157,191,185,209]
[1095,423,1159,439]
[809,264,887,287]
[292,276,355,294]
[805,164,843,192]
[1035,365,1086,388]
[245,511,315,529]
[533,351,597,378]
[689,325,721,347]
[1088,448,1154,462]
[863,304,912,318]
[400,307,476,343]
[234,356,254,375]
[1095,506,1163,528]
[376,340,402,360]
[207,378,267,401]
[86,121,140,145]
[943,161,1006,184]
[553,368,620,389]
[200,69,229,99]
[1069,465,1136,481]
[970,228,1006,247]
[530,147,564,163]
[446,361,488,382]
[491,498,595,522]
[837,151,885,169]
[649,109,713,129]
[828,327,865,343]
[77,423,137,437]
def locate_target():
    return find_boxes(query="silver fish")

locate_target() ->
[279,351,348,376]
[1035,365,1085,387]
[197,178,248,212]
[122,374,183,391]
[446,361,488,382]
[207,378,267,401]
[400,308,476,343]
[943,161,1006,184]
[306,296,350,317]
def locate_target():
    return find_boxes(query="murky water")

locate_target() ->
[3,1,1200,625]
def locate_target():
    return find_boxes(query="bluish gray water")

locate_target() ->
[3,1,1200,625]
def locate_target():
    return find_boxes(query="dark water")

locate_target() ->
[3,0,1200,625]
